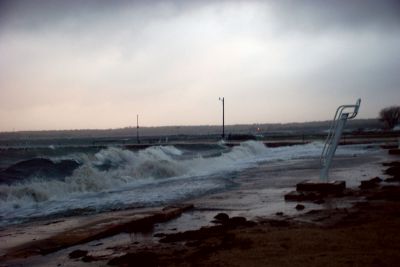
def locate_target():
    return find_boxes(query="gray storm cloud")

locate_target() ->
[0,0,399,131]
[2,0,399,32]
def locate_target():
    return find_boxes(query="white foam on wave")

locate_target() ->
[0,141,371,224]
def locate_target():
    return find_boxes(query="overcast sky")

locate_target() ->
[1,0,399,131]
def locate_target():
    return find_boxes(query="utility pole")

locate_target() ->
[219,97,225,139]
[136,114,140,144]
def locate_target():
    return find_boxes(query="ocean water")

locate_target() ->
[0,141,372,227]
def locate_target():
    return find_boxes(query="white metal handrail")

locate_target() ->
[320,99,361,181]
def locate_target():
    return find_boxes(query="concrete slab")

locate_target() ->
[296,180,346,193]
[3,204,193,260]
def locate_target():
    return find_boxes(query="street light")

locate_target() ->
[136,114,140,144]
[219,97,225,139]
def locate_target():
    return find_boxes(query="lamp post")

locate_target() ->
[136,114,140,144]
[219,97,225,140]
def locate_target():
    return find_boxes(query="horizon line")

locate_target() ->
[0,118,379,134]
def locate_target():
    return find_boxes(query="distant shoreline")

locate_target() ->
[0,118,382,138]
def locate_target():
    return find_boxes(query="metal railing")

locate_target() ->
[320,99,361,181]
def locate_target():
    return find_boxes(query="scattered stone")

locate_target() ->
[389,149,400,155]
[284,191,323,202]
[382,161,400,167]
[82,255,96,262]
[228,216,247,226]
[69,249,88,259]
[385,176,400,183]
[214,213,229,222]
[286,180,348,202]
[160,226,224,243]
[212,214,255,227]
[160,216,255,244]
[266,219,291,227]
[153,233,166,238]
[360,177,382,189]
[381,144,398,150]
[276,212,284,216]
[313,199,325,204]
[367,186,400,201]
[4,204,194,258]
[342,188,358,197]
[295,204,305,210]
[306,209,323,215]
[296,180,346,194]
[108,252,158,266]
[385,166,400,176]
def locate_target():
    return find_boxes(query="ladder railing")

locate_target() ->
[320,99,361,181]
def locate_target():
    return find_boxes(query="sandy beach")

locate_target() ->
[1,144,399,267]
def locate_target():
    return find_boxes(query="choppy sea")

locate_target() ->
[0,140,375,227]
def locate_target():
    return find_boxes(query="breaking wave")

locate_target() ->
[0,141,369,225]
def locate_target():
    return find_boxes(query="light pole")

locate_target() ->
[136,114,140,144]
[219,97,225,139]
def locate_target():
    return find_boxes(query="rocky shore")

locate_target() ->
[97,159,400,267]
[1,148,400,267]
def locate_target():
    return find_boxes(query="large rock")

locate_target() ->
[359,177,382,189]
[214,213,230,223]
[285,180,346,202]
[382,161,400,167]
[385,176,400,183]
[389,149,400,155]
[284,191,323,202]
[296,180,346,194]
[385,166,400,177]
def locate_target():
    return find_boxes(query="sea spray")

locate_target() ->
[0,141,371,226]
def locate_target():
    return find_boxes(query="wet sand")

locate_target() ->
[1,147,399,266]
